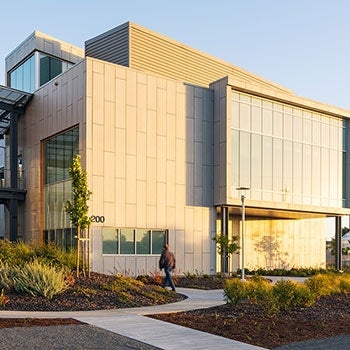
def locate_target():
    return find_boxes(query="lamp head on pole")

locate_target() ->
[236,187,250,201]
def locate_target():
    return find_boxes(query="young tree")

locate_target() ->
[65,154,92,276]
[328,227,350,256]
[213,233,240,274]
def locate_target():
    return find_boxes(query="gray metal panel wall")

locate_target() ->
[85,22,129,67]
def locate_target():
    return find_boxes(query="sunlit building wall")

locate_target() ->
[3,22,350,275]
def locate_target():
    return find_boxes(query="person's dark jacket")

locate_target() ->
[159,249,176,270]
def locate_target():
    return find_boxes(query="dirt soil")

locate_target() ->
[1,274,350,349]
[150,293,350,349]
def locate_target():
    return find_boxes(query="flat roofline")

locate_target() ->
[5,30,84,61]
[222,76,350,119]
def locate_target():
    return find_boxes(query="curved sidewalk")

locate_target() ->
[0,288,265,350]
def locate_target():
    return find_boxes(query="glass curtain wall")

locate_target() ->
[9,52,73,93]
[42,127,79,249]
[9,54,35,92]
[231,92,346,208]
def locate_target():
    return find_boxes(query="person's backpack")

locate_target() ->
[171,253,176,269]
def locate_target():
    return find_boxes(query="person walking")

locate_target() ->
[159,244,176,292]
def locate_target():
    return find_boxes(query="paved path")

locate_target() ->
[0,288,265,349]
[1,277,348,349]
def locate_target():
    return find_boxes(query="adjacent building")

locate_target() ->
[1,22,349,275]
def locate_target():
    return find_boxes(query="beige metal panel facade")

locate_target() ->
[18,61,87,241]
[84,22,292,95]
[128,22,292,94]
[85,57,216,275]
[5,31,84,76]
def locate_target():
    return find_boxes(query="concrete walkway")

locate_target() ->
[0,288,266,349]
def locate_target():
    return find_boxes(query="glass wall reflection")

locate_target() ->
[231,92,346,208]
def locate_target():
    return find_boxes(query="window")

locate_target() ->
[9,54,35,93]
[102,228,168,255]
[9,52,73,93]
[42,127,79,249]
[40,54,66,86]
[43,128,79,185]
[230,91,346,208]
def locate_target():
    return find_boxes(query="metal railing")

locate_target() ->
[0,169,26,190]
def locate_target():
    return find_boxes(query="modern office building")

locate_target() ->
[1,22,349,275]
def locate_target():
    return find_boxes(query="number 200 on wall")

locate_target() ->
[90,215,105,223]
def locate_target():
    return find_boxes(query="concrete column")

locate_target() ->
[335,216,342,270]
[220,206,229,273]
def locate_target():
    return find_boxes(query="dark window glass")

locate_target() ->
[136,230,150,254]
[43,128,79,185]
[102,229,118,254]
[152,230,167,254]
[102,228,168,255]
[120,229,135,254]
[42,128,79,251]
[40,55,63,86]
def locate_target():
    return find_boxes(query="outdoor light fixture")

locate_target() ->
[236,187,250,281]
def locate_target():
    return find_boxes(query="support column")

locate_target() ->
[9,112,19,241]
[335,216,342,270]
[9,197,18,241]
[220,206,229,274]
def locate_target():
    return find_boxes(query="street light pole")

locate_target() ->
[236,187,250,281]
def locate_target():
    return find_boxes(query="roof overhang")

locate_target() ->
[0,85,32,136]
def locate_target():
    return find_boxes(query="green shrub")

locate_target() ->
[223,278,248,306]
[104,274,144,292]
[245,275,273,302]
[32,242,76,270]
[339,274,350,293]
[244,275,279,316]
[256,288,279,317]
[0,260,14,290]
[272,279,296,311]
[272,279,316,311]
[305,273,337,297]
[0,240,76,271]
[0,240,35,266]
[12,259,70,299]
[292,283,316,307]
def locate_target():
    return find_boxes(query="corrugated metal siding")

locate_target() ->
[85,23,129,67]
[129,24,291,93]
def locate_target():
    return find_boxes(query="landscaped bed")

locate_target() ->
[1,273,350,349]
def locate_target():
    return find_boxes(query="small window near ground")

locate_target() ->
[102,228,167,255]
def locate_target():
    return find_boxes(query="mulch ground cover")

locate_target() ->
[1,274,350,349]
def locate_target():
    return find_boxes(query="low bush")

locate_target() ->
[0,241,35,266]
[0,260,15,290]
[305,273,337,297]
[339,274,350,293]
[292,282,316,307]
[246,276,279,316]
[224,272,350,317]
[223,278,248,306]
[12,259,70,299]
[32,243,76,270]
[225,275,319,317]
[0,240,76,270]
[272,279,316,311]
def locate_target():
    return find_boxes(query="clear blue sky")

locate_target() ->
[1,0,350,109]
